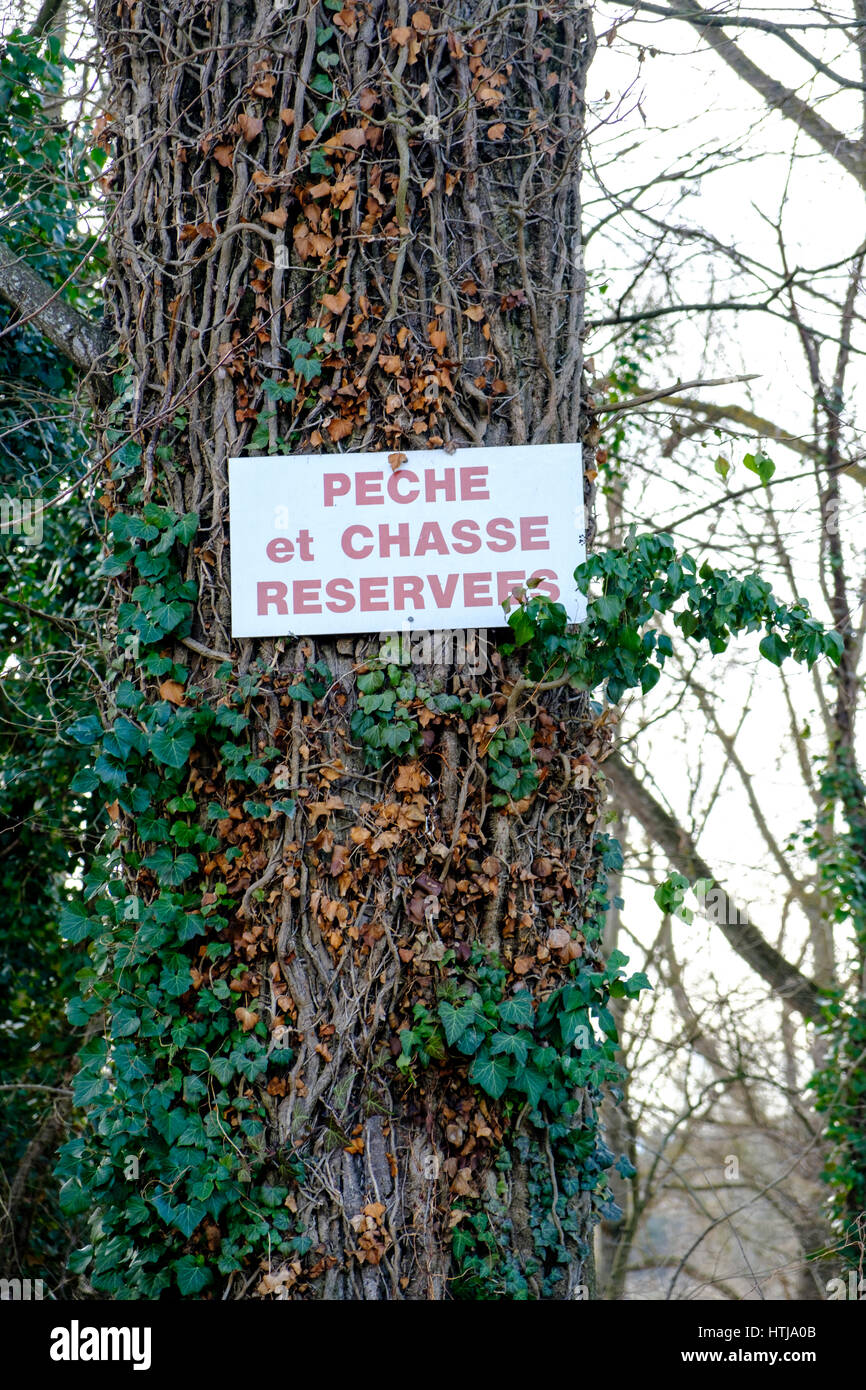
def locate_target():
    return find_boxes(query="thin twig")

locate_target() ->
[596,374,761,417]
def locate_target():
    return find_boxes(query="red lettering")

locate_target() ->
[359,576,389,612]
[520,515,549,550]
[325,578,354,613]
[451,519,481,554]
[356,471,384,505]
[394,575,425,610]
[378,522,411,557]
[497,570,525,605]
[463,572,492,607]
[324,473,350,507]
[428,574,459,608]
[414,520,449,556]
[460,465,489,500]
[257,581,288,616]
[293,579,321,613]
[529,568,559,601]
[486,517,515,552]
[341,524,374,559]
[296,529,315,561]
[266,537,295,563]
[424,467,456,503]
[387,469,420,504]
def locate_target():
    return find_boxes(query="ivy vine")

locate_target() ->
[56,416,843,1298]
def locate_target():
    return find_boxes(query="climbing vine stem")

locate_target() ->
[56,471,842,1296]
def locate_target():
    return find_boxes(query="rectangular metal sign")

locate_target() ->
[228,443,585,636]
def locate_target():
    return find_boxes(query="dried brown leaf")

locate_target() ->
[237,112,263,142]
[159,679,186,706]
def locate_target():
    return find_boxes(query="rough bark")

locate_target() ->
[94,0,601,1299]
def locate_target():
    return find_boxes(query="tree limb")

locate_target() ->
[658,396,866,487]
[611,1,866,92]
[30,0,66,38]
[595,373,759,416]
[606,751,824,1020]
[589,297,866,356]
[610,0,866,187]
[0,240,113,377]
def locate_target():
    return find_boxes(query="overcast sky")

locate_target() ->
[582,4,866,1067]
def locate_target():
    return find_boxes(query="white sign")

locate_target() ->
[228,443,585,637]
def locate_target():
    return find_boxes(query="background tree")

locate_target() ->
[578,0,866,1293]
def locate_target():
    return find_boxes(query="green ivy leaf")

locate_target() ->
[59,901,96,943]
[72,1073,109,1106]
[489,1030,530,1066]
[497,993,534,1027]
[743,450,775,485]
[174,1257,212,1295]
[171,1200,206,1238]
[593,594,622,623]
[357,669,385,694]
[142,846,197,885]
[286,682,315,702]
[513,1066,547,1108]
[623,970,652,997]
[67,715,103,744]
[175,512,199,544]
[295,355,322,383]
[149,598,190,633]
[640,663,661,694]
[506,607,535,646]
[159,955,193,996]
[438,1000,477,1045]
[824,630,844,664]
[210,1056,235,1084]
[469,1049,512,1099]
[759,631,789,666]
[110,1009,141,1039]
[455,1023,486,1056]
[150,725,195,768]
[595,1006,618,1039]
[70,767,100,794]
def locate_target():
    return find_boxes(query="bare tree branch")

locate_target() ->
[611,1,866,91]
[658,396,866,486]
[0,240,113,377]
[607,752,824,1019]
[29,0,66,39]
[609,0,866,186]
[588,299,866,354]
[595,373,759,416]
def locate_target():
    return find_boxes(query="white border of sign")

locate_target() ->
[228,443,585,637]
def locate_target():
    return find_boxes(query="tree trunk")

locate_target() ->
[85,0,608,1300]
